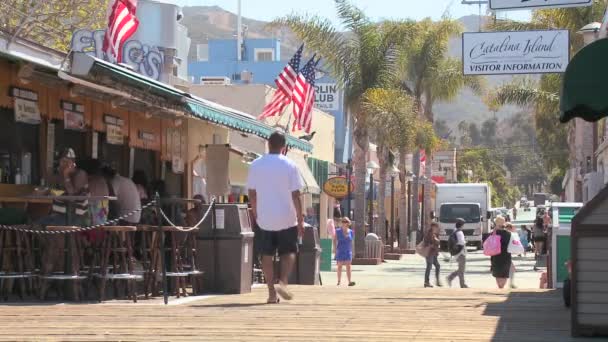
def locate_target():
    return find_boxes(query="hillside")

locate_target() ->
[181,8,529,136]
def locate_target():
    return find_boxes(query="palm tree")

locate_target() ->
[397,18,485,236]
[363,88,417,243]
[272,0,416,258]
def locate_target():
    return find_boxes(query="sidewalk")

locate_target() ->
[321,249,542,289]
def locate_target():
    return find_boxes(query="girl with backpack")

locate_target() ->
[490,216,512,289]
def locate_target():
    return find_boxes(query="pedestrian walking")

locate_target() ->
[512,207,518,221]
[506,223,520,289]
[491,216,512,289]
[247,132,304,304]
[519,225,531,257]
[533,216,546,258]
[447,218,468,288]
[423,222,442,288]
[335,217,355,286]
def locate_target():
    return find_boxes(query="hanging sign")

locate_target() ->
[323,176,355,199]
[314,83,341,111]
[106,124,124,145]
[14,98,41,124]
[462,30,570,76]
[489,0,592,10]
[62,101,86,131]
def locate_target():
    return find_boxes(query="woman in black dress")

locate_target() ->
[491,216,512,289]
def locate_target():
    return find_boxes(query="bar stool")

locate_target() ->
[0,229,35,300]
[90,226,141,302]
[138,225,204,298]
[38,226,87,301]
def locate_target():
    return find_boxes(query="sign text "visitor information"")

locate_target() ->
[462,30,569,76]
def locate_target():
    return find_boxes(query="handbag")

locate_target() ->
[416,241,431,258]
[483,232,502,256]
[507,232,525,255]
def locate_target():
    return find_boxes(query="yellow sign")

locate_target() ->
[323,176,354,199]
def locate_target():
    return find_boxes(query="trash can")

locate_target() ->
[196,204,254,294]
[294,224,321,285]
[364,233,383,260]
[274,224,321,285]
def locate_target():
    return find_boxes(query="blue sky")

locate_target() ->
[171,0,531,23]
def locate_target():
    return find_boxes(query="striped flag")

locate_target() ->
[259,45,303,119]
[292,56,319,133]
[419,150,426,176]
[103,0,140,63]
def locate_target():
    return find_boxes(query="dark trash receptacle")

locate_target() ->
[277,224,321,285]
[195,204,254,294]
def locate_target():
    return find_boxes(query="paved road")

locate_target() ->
[321,249,542,289]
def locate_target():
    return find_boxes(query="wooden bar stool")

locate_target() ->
[0,229,36,300]
[138,225,204,298]
[90,226,141,302]
[39,226,87,301]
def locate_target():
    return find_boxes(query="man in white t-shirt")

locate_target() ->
[247,132,304,304]
[447,218,469,288]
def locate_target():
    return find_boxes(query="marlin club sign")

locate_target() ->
[71,29,163,81]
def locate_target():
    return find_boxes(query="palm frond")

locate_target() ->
[487,78,559,109]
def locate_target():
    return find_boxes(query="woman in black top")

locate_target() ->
[491,216,512,289]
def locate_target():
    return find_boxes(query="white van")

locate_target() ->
[435,183,491,250]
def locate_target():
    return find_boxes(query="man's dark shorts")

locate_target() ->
[258,226,298,256]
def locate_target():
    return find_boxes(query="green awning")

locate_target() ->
[186,100,312,153]
[560,38,608,123]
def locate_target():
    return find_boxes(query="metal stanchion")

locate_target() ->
[156,192,169,305]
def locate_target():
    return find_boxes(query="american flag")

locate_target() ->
[420,150,426,176]
[259,45,304,119]
[103,0,140,63]
[292,56,319,133]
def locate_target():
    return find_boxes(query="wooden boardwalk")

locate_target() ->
[0,286,585,341]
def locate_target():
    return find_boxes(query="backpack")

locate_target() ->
[448,231,460,256]
[483,232,502,256]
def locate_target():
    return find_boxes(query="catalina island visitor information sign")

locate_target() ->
[463,30,570,76]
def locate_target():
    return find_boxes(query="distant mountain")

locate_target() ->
[181,8,530,137]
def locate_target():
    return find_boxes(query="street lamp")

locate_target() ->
[366,160,380,234]
[389,164,400,251]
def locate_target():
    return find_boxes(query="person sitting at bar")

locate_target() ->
[101,165,141,225]
[39,148,89,226]
[132,169,149,201]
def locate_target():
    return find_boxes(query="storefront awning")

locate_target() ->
[560,38,608,123]
[186,100,313,153]
[67,52,313,153]
[287,152,321,195]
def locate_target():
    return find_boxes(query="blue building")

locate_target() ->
[189,38,352,164]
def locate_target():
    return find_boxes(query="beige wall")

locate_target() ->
[186,117,229,199]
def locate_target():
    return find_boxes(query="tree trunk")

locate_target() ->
[398,148,409,248]
[411,149,421,248]
[352,120,368,259]
[377,144,388,243]
[423,150,433,234]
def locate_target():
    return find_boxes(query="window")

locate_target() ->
[439,204,481,224]
[254,48,274,62]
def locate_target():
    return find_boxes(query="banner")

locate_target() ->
[489,0,592,10]
[462,30,570,76]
